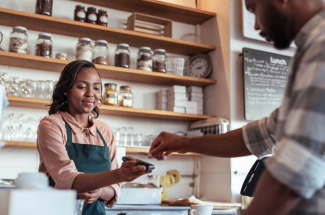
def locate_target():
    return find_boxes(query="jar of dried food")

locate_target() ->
[152,49,166,73]
[97,9,108,26]
[35,0,53,16]
[9,26,28,54]
[115,43,130,68]
[104,83,118,106]
[74,5,86,22]
[118,86,133,108]
[76,38,92,62]
[93,40,108,65]
[86,7,97,24]
[35,33,52,58]
[55,53,68,60]
[137,47,152,71]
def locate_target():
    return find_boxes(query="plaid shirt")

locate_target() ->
[242,10,325,214]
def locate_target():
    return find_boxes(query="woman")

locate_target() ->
[37,60,150,215]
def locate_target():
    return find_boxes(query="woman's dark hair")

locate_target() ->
[48,60,102,118]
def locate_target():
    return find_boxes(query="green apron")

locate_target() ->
[49,120,111,215]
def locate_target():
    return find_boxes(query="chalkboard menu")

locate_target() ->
[243,48,292,121]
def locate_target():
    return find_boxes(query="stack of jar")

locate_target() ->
[104,83,133,108]
[74,5,108,26]
[136,47,166,73]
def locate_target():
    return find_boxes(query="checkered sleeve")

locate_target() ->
[264,46,325,199]
[242,108,278,158]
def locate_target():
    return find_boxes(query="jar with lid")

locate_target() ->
[35,0,53,16]
[118,86,133,108]
[137,47,152,71]
[74,5,86,22]
[86,7,97,24]
[115,44,130,68]
[152,49,166,73]
[97,9,108,26]
[93,40,109,65]
[76,38,92,62]
[104,83,118,106]
[9,26,28,54]
[35,33,52,58]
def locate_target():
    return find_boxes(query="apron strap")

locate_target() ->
[64,120,73,147]
[96,127,108,147]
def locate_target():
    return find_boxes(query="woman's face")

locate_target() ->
[66,67,102,115]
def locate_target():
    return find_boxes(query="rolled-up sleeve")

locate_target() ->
[37,118,82,189]
[102,132,121,208]
[242,108,278,158]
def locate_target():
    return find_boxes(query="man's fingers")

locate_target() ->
[79,192,91,199]
[131,165,146,172]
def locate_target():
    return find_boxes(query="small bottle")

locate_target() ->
[97,9,108,26]
[86,7,97,24]
[104,83,118,106]
[74,5,86,22]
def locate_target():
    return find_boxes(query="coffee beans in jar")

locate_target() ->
[74,5,86,22]
[86,7,97,24]
[115,44,130,68]
[9,26,28,54]
[35,0,53,16]
[137,47,152,71]
[35,33,52,58]
[97,9,108,26]
[76,38,93,62]
[152,49,166,73]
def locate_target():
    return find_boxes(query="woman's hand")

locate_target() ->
[79,189,102,204]
[117,160,151,182]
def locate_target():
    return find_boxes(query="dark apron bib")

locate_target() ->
[49,120,111,215]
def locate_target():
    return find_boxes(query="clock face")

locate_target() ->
[188,54,212,78]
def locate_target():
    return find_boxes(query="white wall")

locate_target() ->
[0,0,203,199]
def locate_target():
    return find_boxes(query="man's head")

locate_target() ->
[245,0,325,49]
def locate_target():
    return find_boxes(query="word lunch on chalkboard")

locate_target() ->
[242,48,292,121]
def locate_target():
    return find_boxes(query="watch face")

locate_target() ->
[189,55,212,78]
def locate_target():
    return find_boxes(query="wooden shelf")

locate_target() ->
[0,52,216,87]
[72,0,216,25]
[7,96,215,122]
[0,8,216,55]
[3,141,202,156]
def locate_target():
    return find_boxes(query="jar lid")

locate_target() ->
[117,43,129,49]
[87,7,96,11]
[79,38,91,43]
[39,33,52,39]
[120,85,132,90]
[139,47,151,52]
[76,5,85,9]
[105,83,117,88]
[13,26,27,32]
[154,49,166,54]
[95,40,108,46]
[98,9,107,13]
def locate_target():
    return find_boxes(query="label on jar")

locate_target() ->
[76,11,86,19]
[123,96,133,107]
[88,13,97,21]
[99,16,108,23]
[107,94,116,98]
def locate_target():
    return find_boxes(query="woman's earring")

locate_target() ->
[64,93,67,96]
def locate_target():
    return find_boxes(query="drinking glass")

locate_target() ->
[133,134,143,147]
[120,127,127,146]
[126,127,134,146]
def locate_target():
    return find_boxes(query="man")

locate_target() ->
[148,0,325,214]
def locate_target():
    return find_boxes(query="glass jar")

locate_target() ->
[97,9,108,26]
[115,43,130,68]
[137,47,152,71]
[93,40,108,65]
[118,86,133,108]
[9,26,28,54]
[152,49,166,73]
[86,7,97,24]
[74,5,86,22]
[76,38,92,62]
[35,0,53,16]
[104,83,118,106]
[35,33,52,58]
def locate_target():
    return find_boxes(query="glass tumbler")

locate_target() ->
[133,134,143,147]
[36,80,46,99]
[126,127,134,146]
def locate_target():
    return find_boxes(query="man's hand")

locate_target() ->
[148,132,188,160]
[79,189,102,204]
